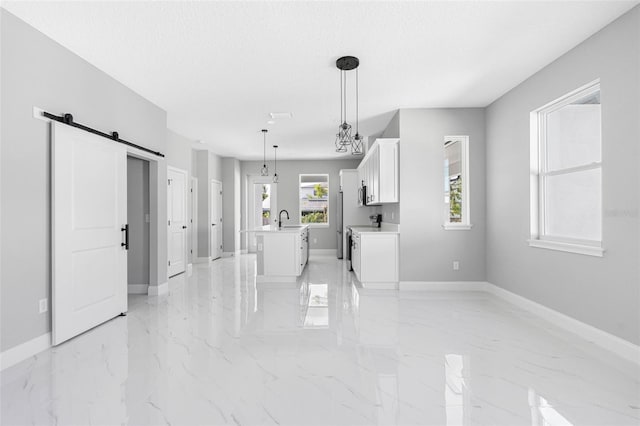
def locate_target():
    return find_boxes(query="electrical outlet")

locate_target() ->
[313,238,317,244]
[39,298,48,314]
[453,261,460,271]
[391,212,395,220]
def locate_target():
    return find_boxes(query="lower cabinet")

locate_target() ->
[352,231,399,288]
[256,227,309,282]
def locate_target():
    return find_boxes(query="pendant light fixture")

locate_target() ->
[334,55,362,155]
[352,67,364,155]
[260,129,269,176]
[272,145,279,183]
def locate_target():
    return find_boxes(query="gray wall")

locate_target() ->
[486,7,640,344]
[396,108,486,282]
[240,159,361,250]
[1,10,168,352]
[127,157,150,285]
[222,158,241,253]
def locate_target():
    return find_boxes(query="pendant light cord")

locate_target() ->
[356,67,359,134]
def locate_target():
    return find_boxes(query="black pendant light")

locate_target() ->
[260,129,269,176]
[272,145,279,183]
[334,55,362,155]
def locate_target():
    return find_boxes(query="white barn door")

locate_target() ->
[168,167,187,276]
[52,122,127,346]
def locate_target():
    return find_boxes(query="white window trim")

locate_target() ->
[443,135,472,230]
[529,79,603,256]
[299,174,330,228]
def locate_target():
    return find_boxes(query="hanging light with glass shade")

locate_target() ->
[272,145,279,183]
[352,66,364,155]
[260,129,269,176]
[334,55,362,155]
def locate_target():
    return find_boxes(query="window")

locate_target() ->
[299,174,329,226]
[530,80,603,256]
[443,136,471,230]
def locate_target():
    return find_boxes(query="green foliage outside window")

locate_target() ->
[449,176,462,222]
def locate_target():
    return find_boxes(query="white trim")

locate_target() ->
[360,281,398,290]
[309,249,337,256]
[444,135,471,227]
[486,282,639,366]
[399,281,488,291]
[194,256,211,264]
[127,284,149,294]
[222,252,235,258]
[398,280,639,365]
[528,239,604,257]
[148,282,168,296]
[443,223,474,231]
[0,333,51,371]
[187,263,193,276]
[241,249,249,254]
[256,275,297,283]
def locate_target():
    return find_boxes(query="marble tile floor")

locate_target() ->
[1,254,639,426]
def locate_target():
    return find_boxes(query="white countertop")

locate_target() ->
[240,224,309,233]
[349,223,400,234]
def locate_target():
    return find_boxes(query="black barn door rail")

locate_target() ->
[43,111,165,158]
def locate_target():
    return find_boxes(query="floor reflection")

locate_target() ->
[1,254,638,425]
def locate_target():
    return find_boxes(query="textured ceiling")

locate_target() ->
[3,1,638,160]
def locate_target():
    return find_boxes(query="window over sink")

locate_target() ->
[299,174,329,226]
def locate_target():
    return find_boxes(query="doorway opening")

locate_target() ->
[247,176,277,252]
[126,156,151,294]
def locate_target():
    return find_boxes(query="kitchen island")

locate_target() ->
[242,225,309,282]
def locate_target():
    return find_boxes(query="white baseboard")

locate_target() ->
[399,281,488,291]
[127,284,149,294]
[485,282,640,366]
[1,333,51,371]
[241,249,248,254]
[361,281,398,290]
[194,257,210,264]
[222,252,234,258]
[256,275,297,283]
[310,249,337,257]
[148,281,169,296]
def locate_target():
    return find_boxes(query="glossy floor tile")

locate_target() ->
[2,254,639,425]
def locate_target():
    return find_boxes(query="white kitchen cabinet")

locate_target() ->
[253,225,309,282]
[357,138,399,205]
[351,229,399,289]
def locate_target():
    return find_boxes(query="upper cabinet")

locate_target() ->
[357,138,399,205]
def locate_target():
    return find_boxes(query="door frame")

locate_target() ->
[246,175,278,253]
[126,148,164,295]
[190,177,198,266]
[168,165,188,277]
[210,179,223,260]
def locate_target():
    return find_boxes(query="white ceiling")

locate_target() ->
[3,1,638,160]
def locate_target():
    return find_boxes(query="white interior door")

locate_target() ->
[52,122,127,346]
[210,180,223,259]
[168,167,187,276]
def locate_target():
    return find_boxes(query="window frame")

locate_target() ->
[443,135,472,231]
[529,79,604,257]
[299,173,330,228]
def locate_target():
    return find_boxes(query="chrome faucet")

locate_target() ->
[278,209,289,229]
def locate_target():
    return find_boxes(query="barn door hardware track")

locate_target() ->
[43,112,165,158]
